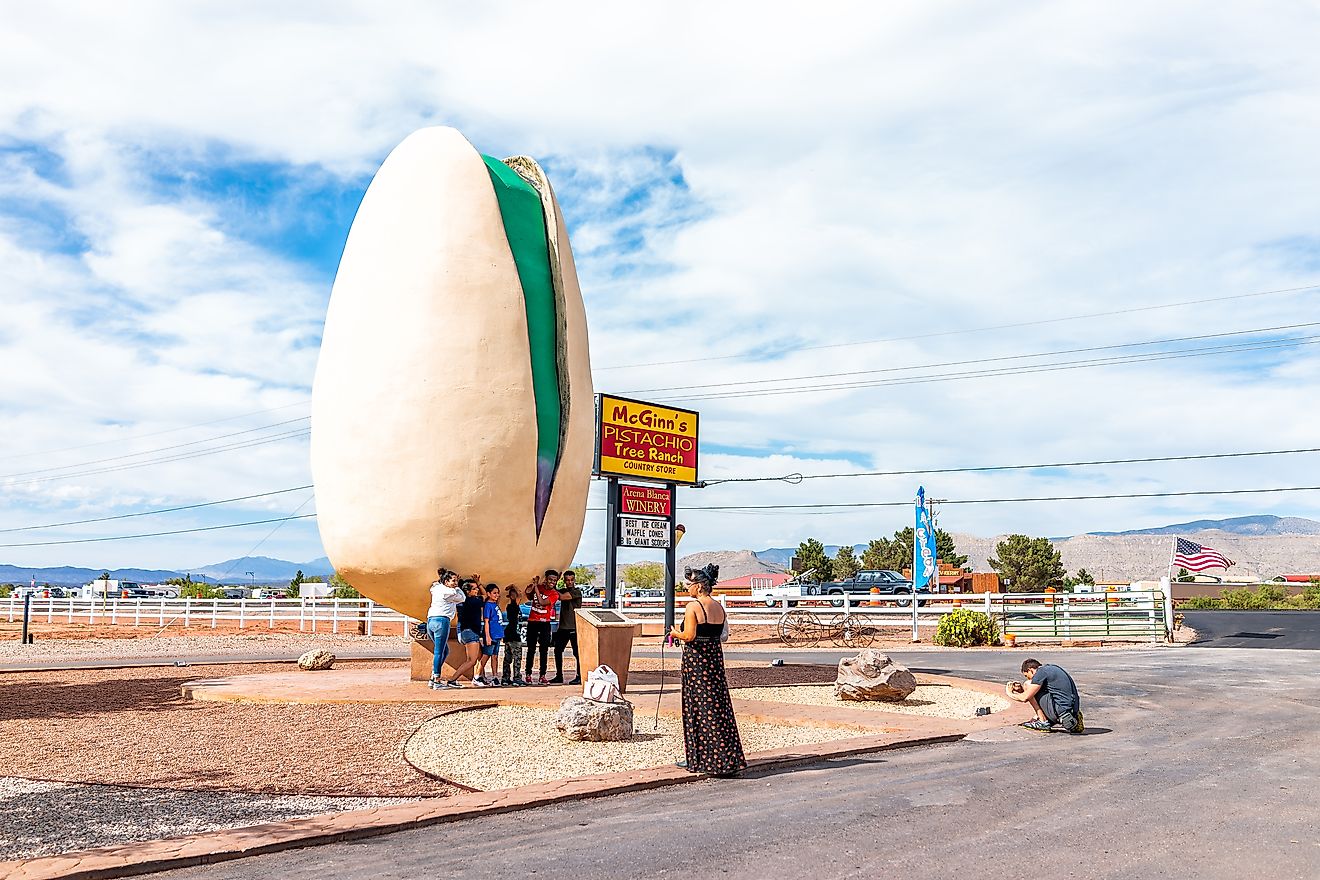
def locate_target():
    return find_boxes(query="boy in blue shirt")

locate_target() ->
[475,583,505,687]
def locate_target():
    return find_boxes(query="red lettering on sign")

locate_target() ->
[620,484,673,517]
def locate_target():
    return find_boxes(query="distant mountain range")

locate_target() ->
[8,516,1320,588]
[0,556,336,587]
[753,516,1320,581]
[1086,515,1320,537]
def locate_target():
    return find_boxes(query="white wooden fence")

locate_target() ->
[6,589,1173,643]
[4,596,411,636]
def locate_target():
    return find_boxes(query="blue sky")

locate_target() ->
[1,3,1320,573]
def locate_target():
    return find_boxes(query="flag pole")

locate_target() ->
[912,489,922,643]
[1167,537,1177,584]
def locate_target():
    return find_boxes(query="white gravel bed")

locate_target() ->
[0,632,406,663]
[406,705,865,790]
[728,684,1010,718]
[0,776,416,861]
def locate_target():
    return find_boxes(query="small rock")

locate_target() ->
[835,649,917,702]
[554,696,634,742]
[297,649,335,671]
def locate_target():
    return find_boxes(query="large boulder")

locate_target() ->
[297,649,336,671]
[554,696,634,742]
[835,650,917,702]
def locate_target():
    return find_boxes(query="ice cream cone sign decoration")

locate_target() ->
[675,523,686,547]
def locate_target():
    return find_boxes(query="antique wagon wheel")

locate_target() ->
[843,620,877,648]
[778,609,818,647]
[826,613,852,647]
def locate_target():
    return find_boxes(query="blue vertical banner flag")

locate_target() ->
[915,486,938,589]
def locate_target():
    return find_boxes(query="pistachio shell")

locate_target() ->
[310,127,593,620]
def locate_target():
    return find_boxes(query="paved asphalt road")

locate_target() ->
[1184,610,1320,649]
[155,643,1320,880]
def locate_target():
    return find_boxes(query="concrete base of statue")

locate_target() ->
[409,629,474,682]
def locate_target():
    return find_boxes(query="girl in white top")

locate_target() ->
[427,570,466,689]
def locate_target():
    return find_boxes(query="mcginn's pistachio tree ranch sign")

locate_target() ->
[594,394,700,486]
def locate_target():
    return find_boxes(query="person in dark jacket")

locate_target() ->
[501,584,526,686]
[550,568,583,685]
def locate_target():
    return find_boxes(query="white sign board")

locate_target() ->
[618,516,672,548]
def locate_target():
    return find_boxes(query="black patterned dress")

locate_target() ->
[681,603,747,775]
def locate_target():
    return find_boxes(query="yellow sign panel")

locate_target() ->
[594,394,700,485]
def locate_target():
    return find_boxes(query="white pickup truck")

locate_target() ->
[751,571,820,607]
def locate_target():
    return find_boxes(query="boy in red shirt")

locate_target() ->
[524,569,560,685]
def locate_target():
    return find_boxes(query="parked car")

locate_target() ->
[817,570,929,607]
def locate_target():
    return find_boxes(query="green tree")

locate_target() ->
[0,584,12,598]
[832,545,860,581]
[1063,568,1096,589]
[289,569,305,598]
[329,571,360,599]
[861,537,898,571]
[570,564,597,585]
[989,535,1065,591]
[99,570,110,581]
[1176,567,1193,582]
[623,561,664,591]
[795,538,834,582]
[857,527,967,572]
[179,579,219,599]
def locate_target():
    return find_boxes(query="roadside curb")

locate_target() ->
[0,730,972,880]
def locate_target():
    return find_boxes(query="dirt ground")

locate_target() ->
[0,660,456,798]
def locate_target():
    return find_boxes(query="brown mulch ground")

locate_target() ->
[0,660,456,798]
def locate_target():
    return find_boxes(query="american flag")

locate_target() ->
[1173,537,1234,572]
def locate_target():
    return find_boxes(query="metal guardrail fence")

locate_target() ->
[615,590,1173,642]
[5,589,1171,643]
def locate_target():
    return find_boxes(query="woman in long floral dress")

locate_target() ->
[669,563,746,776]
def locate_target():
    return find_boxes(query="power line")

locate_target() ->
[213,495,318,583]
[0,512,319,549]
[2,429,310,486]
[663,335,1320,403]
[0,486,315,534]
[0,400,310,463]
[702,445,1320,485]
[0,417,310,480]
[585,484,1320,513]
[596,282,1320,371]
[624,321,1320,396]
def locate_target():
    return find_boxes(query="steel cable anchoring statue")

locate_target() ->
[311,127,594,620]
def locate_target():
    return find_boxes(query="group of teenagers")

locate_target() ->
[423,560,750,777]
[424,567,585,689]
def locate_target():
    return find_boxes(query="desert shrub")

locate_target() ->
[1180,595,1221,610]
[1257,583,1289,604]
[933,608,1000,647]
[1218,588,1267,610]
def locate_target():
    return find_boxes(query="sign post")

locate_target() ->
[594,395,699,635]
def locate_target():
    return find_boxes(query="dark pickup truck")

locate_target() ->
[814,569,929,607]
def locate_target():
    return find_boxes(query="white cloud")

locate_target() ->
[2,2,1320,571]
